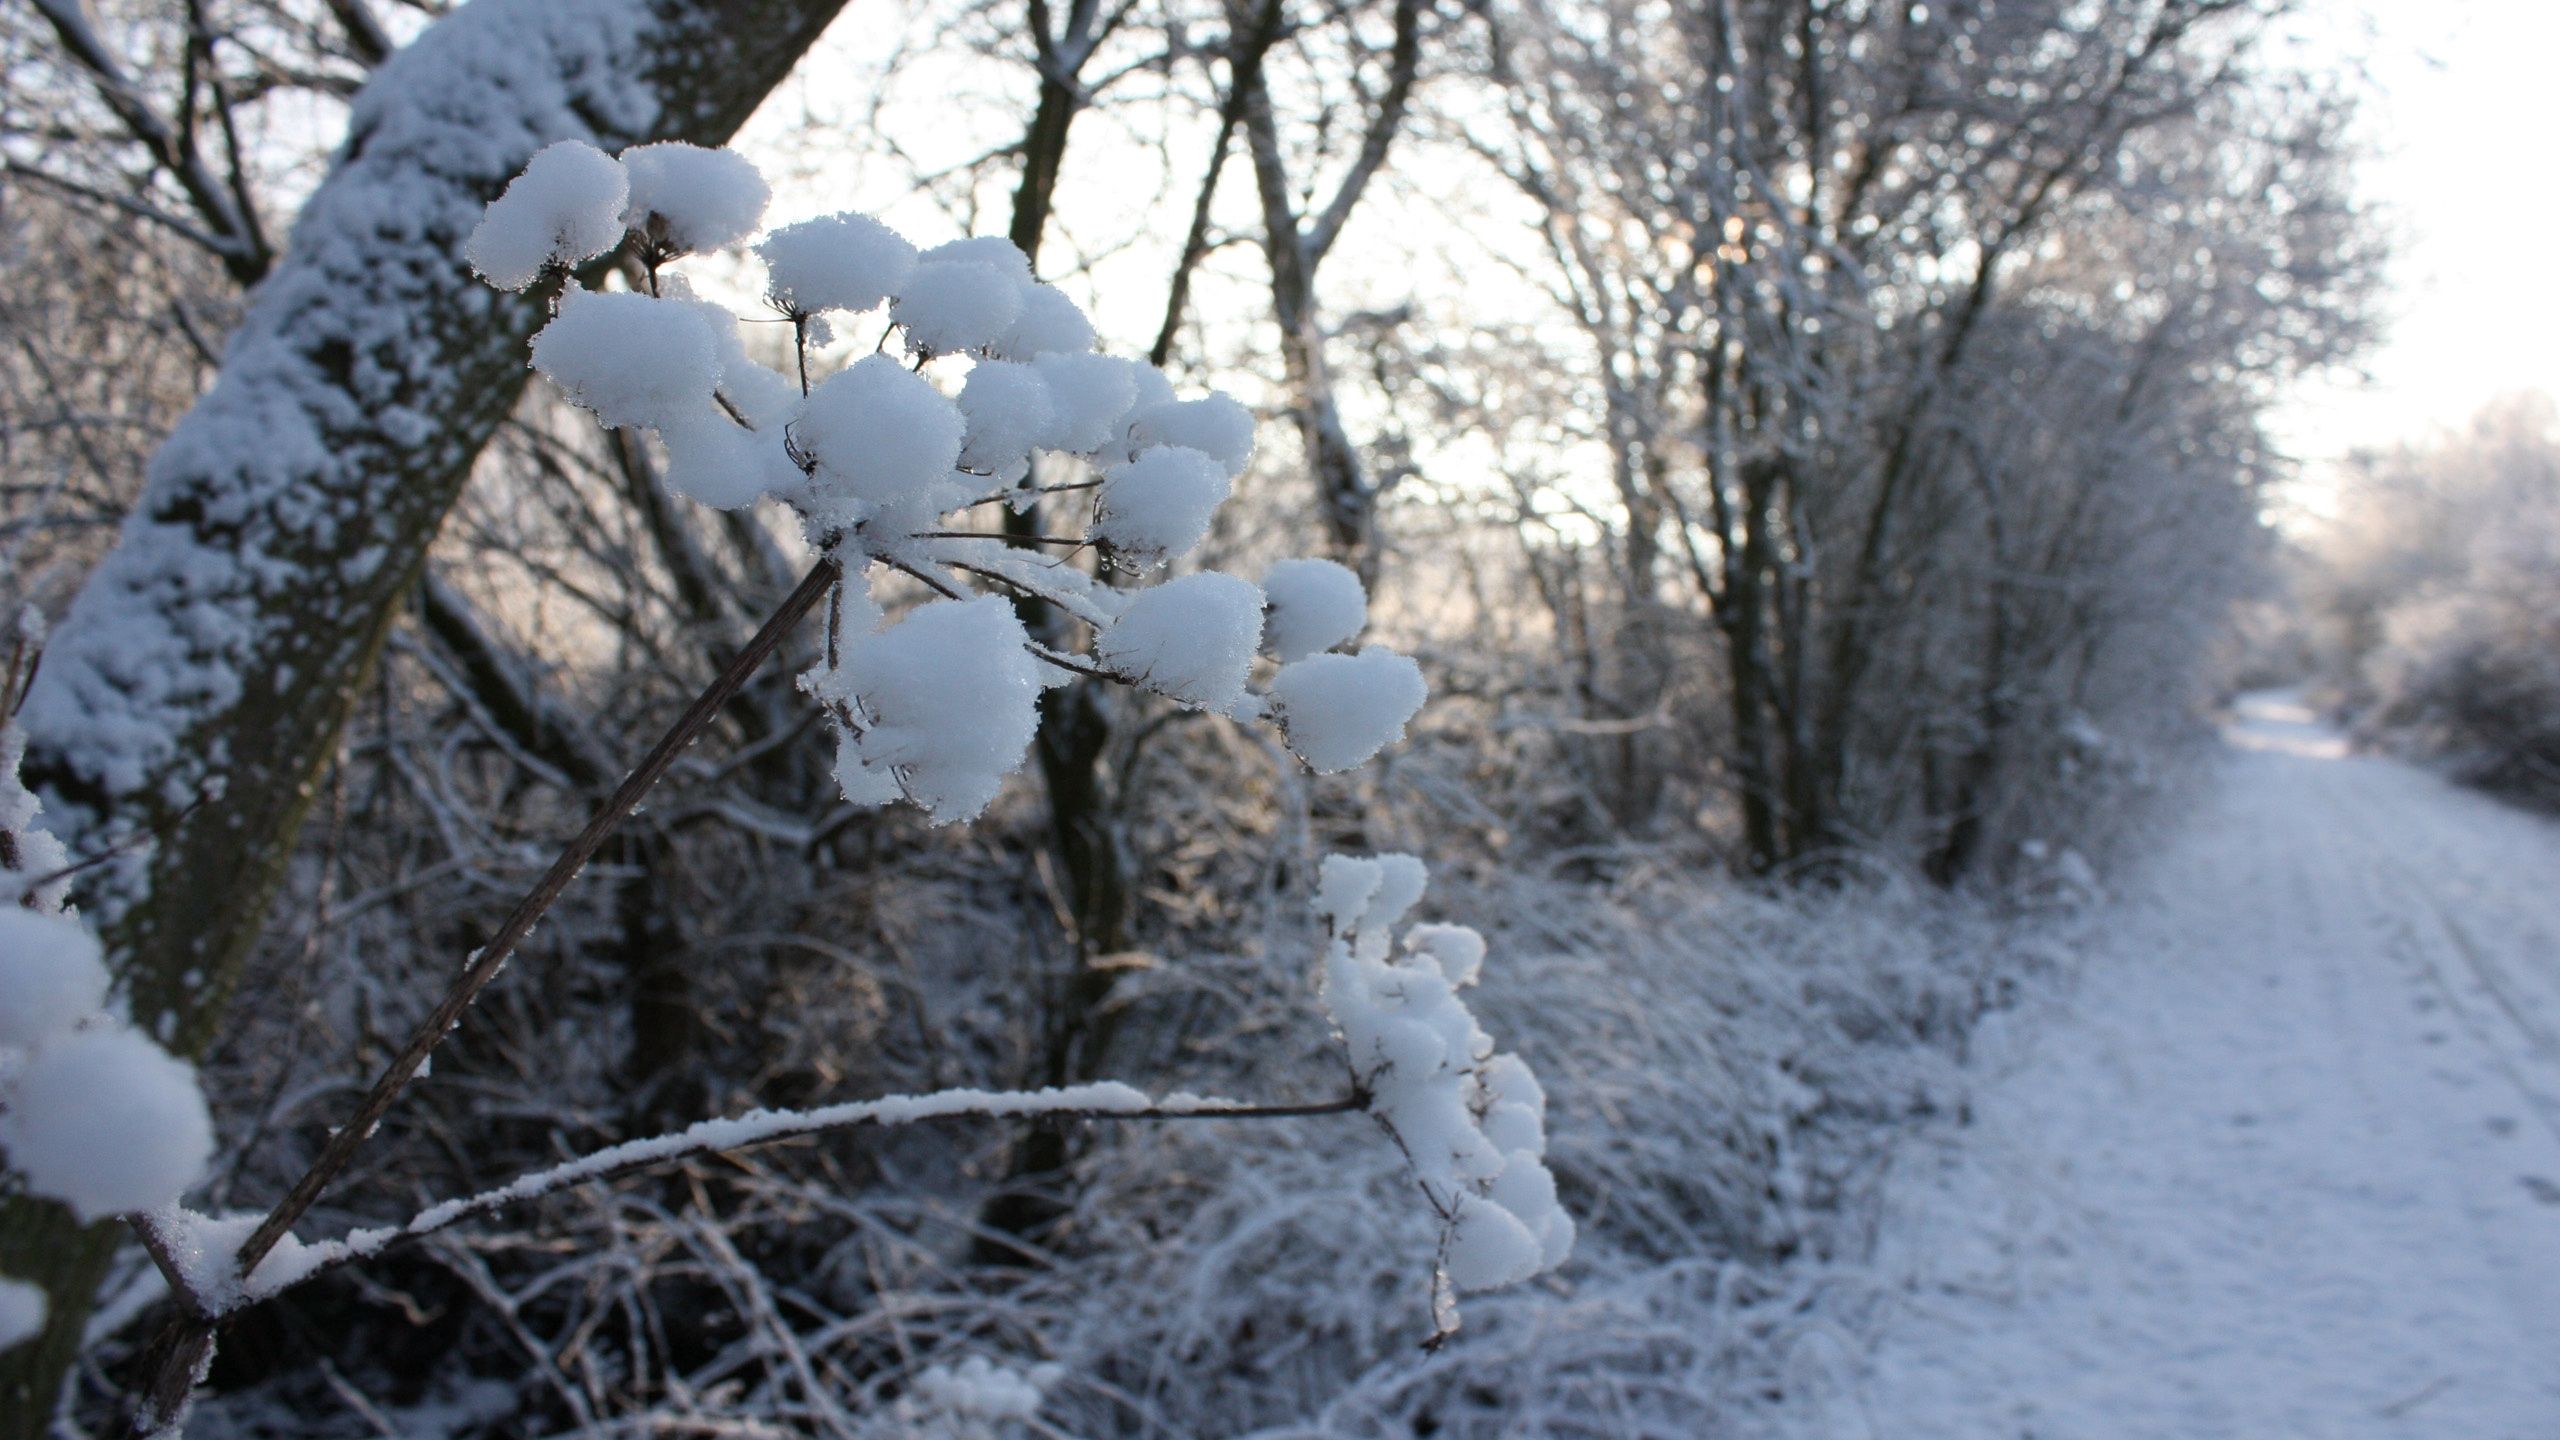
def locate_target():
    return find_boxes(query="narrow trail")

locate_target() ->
[1838,693,2560,1439]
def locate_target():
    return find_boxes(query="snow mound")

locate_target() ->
[0,910,110,1047]
[1094,447,1231,570]
[997,283,1097,359]
[1032,353,1141,455]
[0,1277,41,1355]
[1123,394,1256,478]
[530,288,722,431]
[760,212,917,316]
[794,355,968,531]
[955,360,1056,482]
[812,597,1042,823]
[894,258,1027,359]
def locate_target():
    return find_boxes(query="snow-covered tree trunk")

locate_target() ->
[0,1,846,1426]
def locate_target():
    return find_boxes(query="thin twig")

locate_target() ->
[9,793,211,898]
[958,479,1101,510]
[228,553,842,1279]
[1025,642,1111,680]
[881,554,965,600]
[915,529,1088,546]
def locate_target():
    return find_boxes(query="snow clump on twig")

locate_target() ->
[469,142,1432,821]
[1314,854,1574,1334]
[0,910,213,1238]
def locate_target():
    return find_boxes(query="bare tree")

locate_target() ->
[1239,0,1430,567]
[1473,0,2372,875]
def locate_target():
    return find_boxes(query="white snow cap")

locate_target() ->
[530,288,722,431]
[1125,361,1178,413]
[919,235,1034,280]
[1125,394,1256,478]
[0,1276,42,1355]
[996,283,1098,359]
[814,597,1042,822]
[955,360,1056,482]
[1445,1198,1545,1291]
[0,910,110,1047]
[663,284,798,424]
[760,212,918,316]
[1476,1052,1547,1154]
[1261,557,1369,662]
[466,139,628,290]
[659,410,800,511]
[1,1027,213,1222]
[1093,447,1232,570]
[879,1355,1064,1439]
[618,142,770,255]
[1405,922,1488,988]
[1096,572,1266,712]
[895,258,1028,358]
[1032,353,1141,455]
[1270,648,1428,772]
[910,1356,1054,1420]
[795,354,968,532]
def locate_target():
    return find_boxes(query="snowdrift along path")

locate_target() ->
[1847,693,2560,1439]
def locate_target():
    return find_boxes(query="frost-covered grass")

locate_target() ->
[1014,869,2045,1439]
[158,852,2052,1439]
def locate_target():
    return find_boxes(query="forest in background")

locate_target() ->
[0,0,2391,1434]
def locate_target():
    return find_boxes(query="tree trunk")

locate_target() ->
[1,1,848,1427]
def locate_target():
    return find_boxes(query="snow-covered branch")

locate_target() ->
[148,1081,1367,1317]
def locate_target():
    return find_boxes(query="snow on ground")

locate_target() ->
[1839,692,2560,1439]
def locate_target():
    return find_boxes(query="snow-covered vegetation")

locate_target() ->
[0,0,2388,1433]
[2289,395,2560,808]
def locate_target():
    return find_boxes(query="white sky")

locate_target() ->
[2271,0,2560,468]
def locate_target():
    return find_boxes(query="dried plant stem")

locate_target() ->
[235,553,841,1274]
[130,552,842,1432]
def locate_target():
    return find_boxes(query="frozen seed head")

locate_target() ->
[618,142,770,255]
[1271,648,1428,772]
[466,140,628,290]
[759,212,918,316]
[1261,557,1369,662]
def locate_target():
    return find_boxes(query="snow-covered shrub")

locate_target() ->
[2303,395,2560,807]
[131,850,1571,1436]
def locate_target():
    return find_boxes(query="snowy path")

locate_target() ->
[1843,693,2560,1439]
